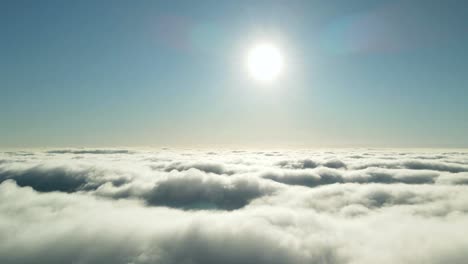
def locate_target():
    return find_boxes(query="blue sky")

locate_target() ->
[1,0,467,148]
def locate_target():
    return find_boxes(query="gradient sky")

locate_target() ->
[1,0,467,148]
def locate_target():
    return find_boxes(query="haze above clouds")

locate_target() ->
[1,148,468,264]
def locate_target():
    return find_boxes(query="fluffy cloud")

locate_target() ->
[164,161,227,174]
[47,149,134,154]
[0,149,468,263]
[143,170,279,210]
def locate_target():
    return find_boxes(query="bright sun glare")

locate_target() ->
[247,43,283,82]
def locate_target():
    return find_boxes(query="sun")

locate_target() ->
[247,43,283,82]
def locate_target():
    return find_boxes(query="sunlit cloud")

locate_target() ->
[1,149,468,263]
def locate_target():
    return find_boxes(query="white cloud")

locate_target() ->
[0,149,468,263]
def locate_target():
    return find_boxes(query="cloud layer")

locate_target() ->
[1,148,468,263]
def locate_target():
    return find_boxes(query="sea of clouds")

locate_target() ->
[1,148,468,264]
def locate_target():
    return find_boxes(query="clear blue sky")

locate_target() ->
[1,0,467,148]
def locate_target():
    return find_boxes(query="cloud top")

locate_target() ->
[1,148,468,263]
